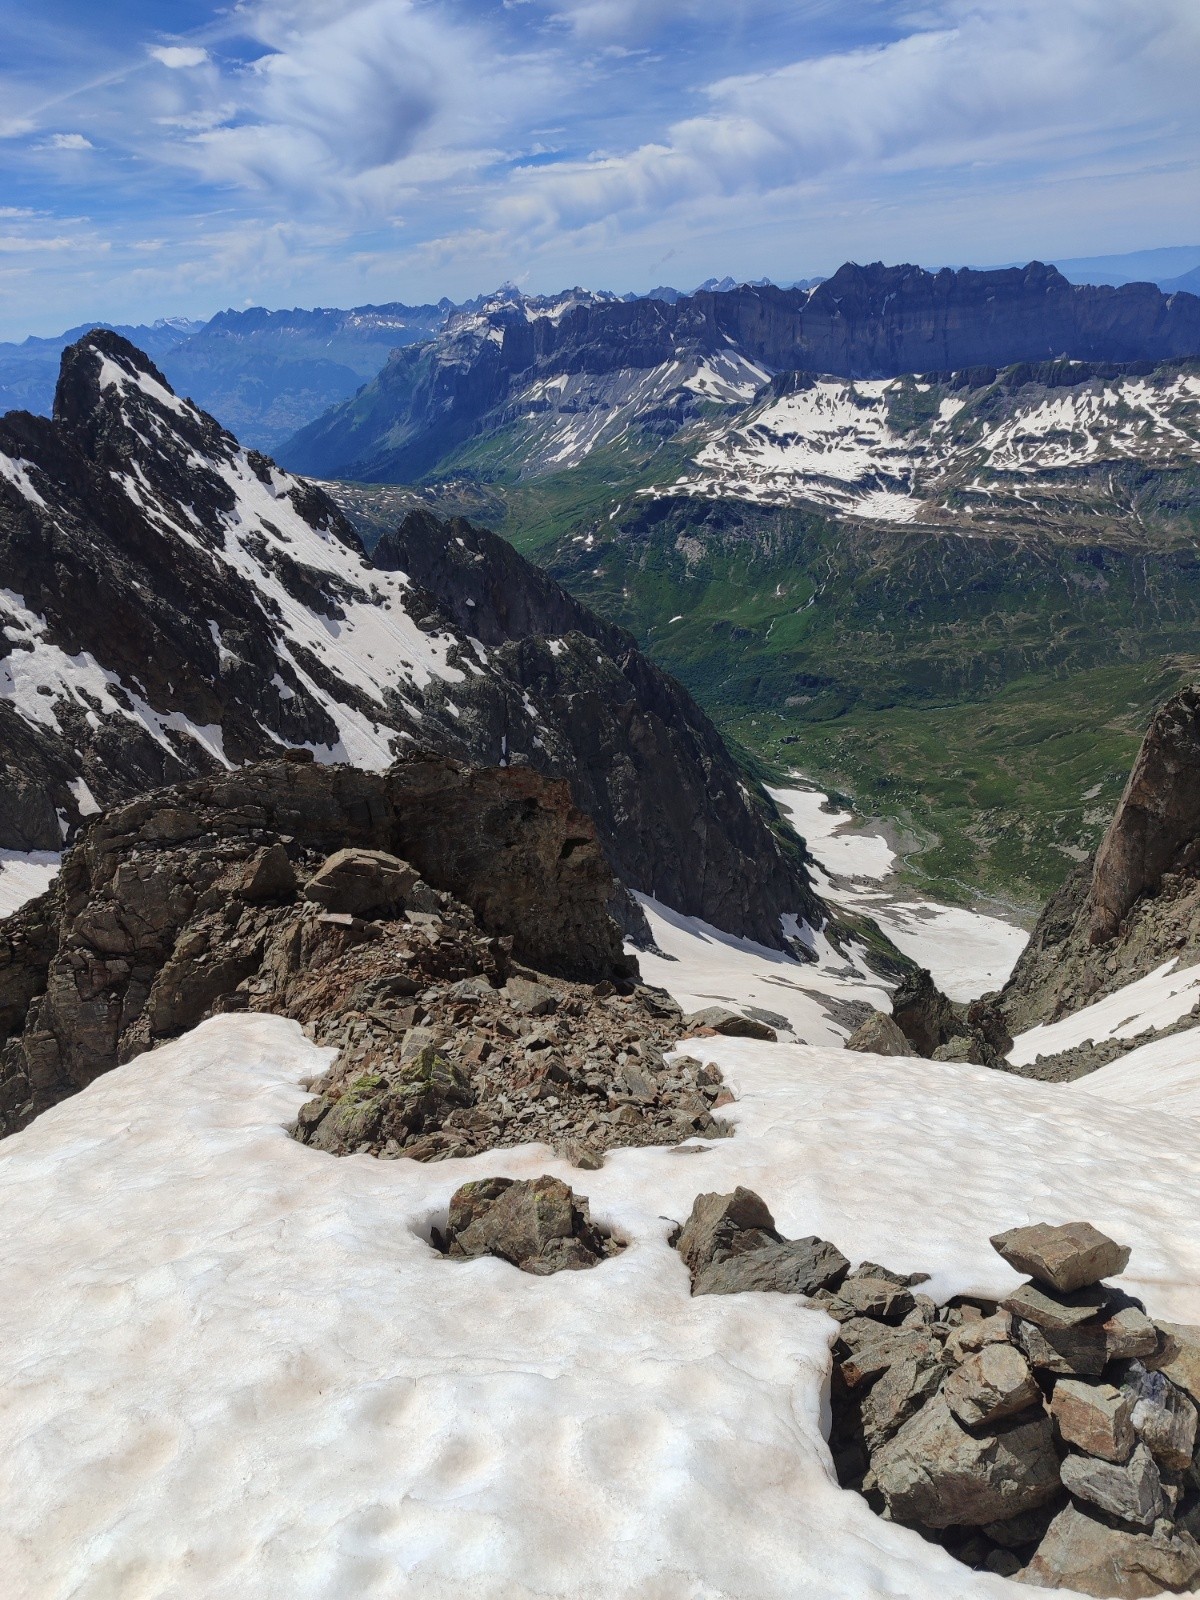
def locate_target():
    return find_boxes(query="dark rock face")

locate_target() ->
[279,263,1200,483]
[372,509,820,947]
[674,1187,849,1298]
[0,330,822,948]
[0,754,635,1133]
[1000,686,1200,1040]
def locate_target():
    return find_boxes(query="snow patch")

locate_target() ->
[0,849,60,917]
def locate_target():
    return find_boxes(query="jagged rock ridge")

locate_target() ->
[0,330,818,946]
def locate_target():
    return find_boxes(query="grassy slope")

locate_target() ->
[328,413,1200,912]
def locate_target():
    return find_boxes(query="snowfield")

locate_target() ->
[3,1012,1199,1600]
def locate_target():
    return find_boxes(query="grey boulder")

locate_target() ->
[844,1011,911,1056]
[1019,1502,1200,1596]
[991,1221,1131,1294]
[692,1236,850,1298]
[943,1343,1041,1428]
[1059,1443,1164,1529]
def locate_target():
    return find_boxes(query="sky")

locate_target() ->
[1,0,1198,339]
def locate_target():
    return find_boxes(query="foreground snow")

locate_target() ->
[3,1013,1200,1599]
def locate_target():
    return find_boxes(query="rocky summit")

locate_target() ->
[0,329,822,948]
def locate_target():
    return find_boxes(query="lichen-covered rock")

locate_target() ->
[992,1222,1132,1294]
[1124,1365,1199,1470]
[1019,1501,1200,1596]
[444,1175,616,1274]
[873,1393,1061,1529]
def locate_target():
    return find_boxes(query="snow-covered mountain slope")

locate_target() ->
[279,261,1200,486]
[654,364,1200,527]
[2,1003,1198,1600]
[0,331,819,946]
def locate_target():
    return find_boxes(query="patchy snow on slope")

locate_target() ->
[3,1011,1199,1600]
[1010,958,1200,1067]
[0,848,59,916]
[632,893,888,1046]
[0,449,48,509]
[770,785,1026,1001]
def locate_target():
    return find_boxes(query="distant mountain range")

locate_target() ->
[276,261,1200,484]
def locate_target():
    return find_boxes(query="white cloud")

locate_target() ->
[150,46,211,70]
[491,0,1200,239]
[41,133,94,151]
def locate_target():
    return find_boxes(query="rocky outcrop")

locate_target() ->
[844,1010,911,1056]
[673,1188,849,1298]
[0,331,824,949]
[279,264,1200,483]
[999,686,1200,1040]
[0,754,642,1134]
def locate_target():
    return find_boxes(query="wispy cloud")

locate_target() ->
[149,46,210,69]
[39,132,94,151]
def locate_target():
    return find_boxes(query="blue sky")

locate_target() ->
[1,0,1198,338]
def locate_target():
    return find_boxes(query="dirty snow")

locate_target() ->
[2,1011,1199,1600]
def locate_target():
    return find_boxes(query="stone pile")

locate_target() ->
[289,852,734,1166]
[671,1195,1200,1596]
[435,1175,620,1274]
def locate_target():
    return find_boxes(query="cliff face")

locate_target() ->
[279,263,1200,483]
[0,331,819,947]
[1000,686,1200,1033]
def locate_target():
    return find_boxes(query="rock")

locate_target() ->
[943,1343,1041,1428]
[1050,1378,1135,1463]
[446,1175,614,1273]
[873,1393,1061,1529]
[682,1006,777,1041]
[1003,1281,1113,1331]
[1124,1366,1199,1471]
[1148,1322,1200,1404]
[844,1011,911,1056]
[239,844,297,903]
[505,975,558,1016]
[932,1035,984,1064]
[1019,1501,1200,1596]
[304,848,421,918]
[890,967,961,1057]
[675,1187,780,1276]
[1017,1318,1109,1378]
[945,1311,1013,1362]
[834,1276,916,1324]
[692,1237,850,1298]
[1059,1443,1164,1529]
[1103,1305,1160,1361]
[861,1340,946,1450]
[991,1221,1132,1293]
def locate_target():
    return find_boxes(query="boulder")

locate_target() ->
[1059,1443,1164,1529]
[943,1343,1041,1429]
[873,1393,1061,1529]
[504,975,558,1016]
[239,843,297,902]
[991,1221,1131,1294]
[682,1006,777,1041]
[446,1175,614,1274]
[1124,1365,1199,1471]
[844,1011,911,1056]
[1103,1305,1160,1361]
[1050,1379,1135,1463]
[1148,1322,1200,1405]
[675,1187,779,1276]
[833,1275,916,1324]
[945,1311,1013,1362]
[304,848,422,918]
[692,1237,849,1298]
[1019,1501,1200,1596]
[1004,1281,1113,1331]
